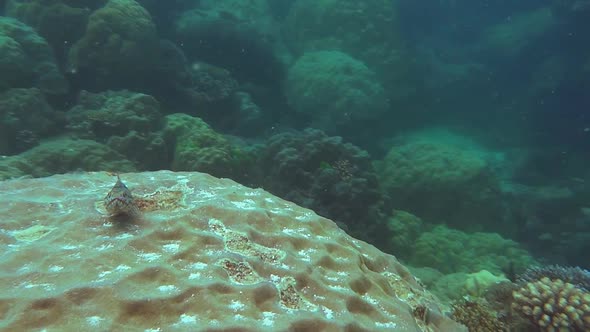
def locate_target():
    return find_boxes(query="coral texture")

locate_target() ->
[0,138,136,180]
[0,171,466,331]
[377,134,505,232]
[512,277,590,331]
[257,128,383,243]
[66,90,167,170]
[286,50,388,130]
[163,113,248,179]
[0,88,58,155]
[67,0,158,87]
[410,225,536,274]
[0,17,67,94]
[451,299,508,332]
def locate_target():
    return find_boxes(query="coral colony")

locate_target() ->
[1,0,590,331]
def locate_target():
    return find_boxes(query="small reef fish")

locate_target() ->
[104,175,140,218]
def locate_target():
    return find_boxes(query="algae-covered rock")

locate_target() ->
[409,225,536,275]
[0,17,67,94]
[286,50,388,131]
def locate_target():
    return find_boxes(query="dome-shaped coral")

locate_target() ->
[285,50,388,131]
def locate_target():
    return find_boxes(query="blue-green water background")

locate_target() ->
[0,0,588,279]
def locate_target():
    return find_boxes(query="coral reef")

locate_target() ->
[0,138,136,180]
[283,0,410,93]
[376,131,506,232]
[66,90,167,170]
[519,265,590,291]
[286,50,388,131]
[0,16,67,94]
[451,299,508,332]
[256,128,385,243]
[0,88,59,155]
[512,277,590,331]
[163,113,251,180]
[0,171,466,331]
[410,225,536,274]
[67,0,159,89]
[385,210,425,259]
[174,2,283,84]
[4,0,104,65]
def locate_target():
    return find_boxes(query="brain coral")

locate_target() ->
[286,50,389,131]
[0,171,466,331]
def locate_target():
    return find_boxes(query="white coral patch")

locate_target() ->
[229,300,245,312]
[261,312,276,327]
[162,243,180,253]
[177,314,197,324]
[158,285,178,292]
[188,262,208,270]
[138,252,161,262]
[114,264,131,272]
[86,316,104,326]
[321,306,334,319]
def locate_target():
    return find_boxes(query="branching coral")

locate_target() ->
[512,277,590,331]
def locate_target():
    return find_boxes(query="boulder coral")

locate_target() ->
[286,50,389,131]
[4,0,105,64]
[284,0,410,93]
[0,88,59,155]
[257,128,384,244]
[0,138,136,180]
[67,0,159,89]
[0,171,467,331]
[0,17,67,94]
[377,134,505,232]
[410,225,536,275]
[66,90,167,170]
[174,1,283,85]
[163,113,251,180]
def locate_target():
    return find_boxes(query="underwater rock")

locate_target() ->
[0,17,68,94]
[286,50,389,132]
[0,171,466,331]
